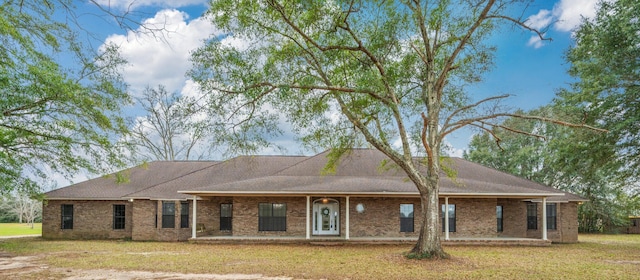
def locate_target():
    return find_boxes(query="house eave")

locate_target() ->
[44,197,128,201]
[178,190,566,198]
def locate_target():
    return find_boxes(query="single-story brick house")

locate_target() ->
[43,149,585,243]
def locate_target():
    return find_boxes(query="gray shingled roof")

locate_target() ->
[45,161,219,200]
[125,155,308,199]
[46,149,585,202]
[178,149,582,202]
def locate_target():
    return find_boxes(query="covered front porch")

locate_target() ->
[184,193,559,245]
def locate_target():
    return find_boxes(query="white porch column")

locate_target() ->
[542,197,548,241]
[191,196,197,239]
[345,196,350,240]
[444,197,450,241]
[306,196,310,239]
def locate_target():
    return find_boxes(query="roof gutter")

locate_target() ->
[177,190,566,198]
[44,197,128,201]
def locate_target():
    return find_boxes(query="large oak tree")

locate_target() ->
[191,0,601,258]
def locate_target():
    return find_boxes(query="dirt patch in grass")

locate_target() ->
[0,253,291,280]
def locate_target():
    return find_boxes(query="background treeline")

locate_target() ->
[464,0,639,233]
[0,193,42,224]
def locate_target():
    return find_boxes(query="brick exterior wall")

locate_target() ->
[497,198,527,238]
[131,199,157,240]
[42,200,132,239]
[349,197,421,238]
[524,201,579,243]
[194,197,233,237]
[133,200,192,241]
[43,196,581,243]
[441,198,498,238]
[231,197,307,237]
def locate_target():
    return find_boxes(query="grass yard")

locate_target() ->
[0,223,41,236]
[1,234,639,279]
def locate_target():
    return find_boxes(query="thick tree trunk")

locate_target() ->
[410,179,449,259]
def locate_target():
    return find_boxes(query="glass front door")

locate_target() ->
[313,199,339,235]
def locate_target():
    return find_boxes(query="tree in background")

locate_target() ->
[191,0,601,258]
[466,0,640,233]
[0,0,131,194]
[561,0,639,182]
[128,85,211,161]
[559,0,640,230]
[464,105,630,232]
[0,192,42,227]
[127,83,283,161]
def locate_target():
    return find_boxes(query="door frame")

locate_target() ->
[312,198,339,236]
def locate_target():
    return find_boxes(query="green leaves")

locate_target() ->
[0,1,131,194]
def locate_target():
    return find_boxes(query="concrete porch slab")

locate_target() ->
[189,236,552,246]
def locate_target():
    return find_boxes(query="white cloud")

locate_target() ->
[526,9,553,30]
[101,9,219,95]
[94,0,208,10]
[552,0,600,32]
[527,35,546,49]
[526,0,604,48]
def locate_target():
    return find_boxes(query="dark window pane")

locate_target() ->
[441,204,456,232]
[400,218,414,232]
[220,204,232,231]
[546,204,557,230]
[221,204,232,217]
[180,202,189,228]
[400,204,414,232]
[272,203,286,217]
[496,205,503,232]
[258,203,286,231]
[259,203,271,216]
[61,204,73,229]
[162,202,175,228]
[527,203,537,230]
[113,205,125,230]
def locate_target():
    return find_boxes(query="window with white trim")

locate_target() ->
[400,204,414,232]
[441,204,456,232]
[546,203,557,230]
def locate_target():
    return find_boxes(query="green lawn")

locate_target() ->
[0,223,42,236]
[1,234,639,279]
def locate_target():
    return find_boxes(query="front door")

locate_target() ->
[313,199,339,235]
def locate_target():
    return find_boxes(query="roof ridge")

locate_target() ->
[149,160,221,163]
[272,149,332,176]
[122,161,222,198]
[45,161,152,194]
[451,158,561,192]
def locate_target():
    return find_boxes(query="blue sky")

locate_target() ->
[53,0,603,185]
